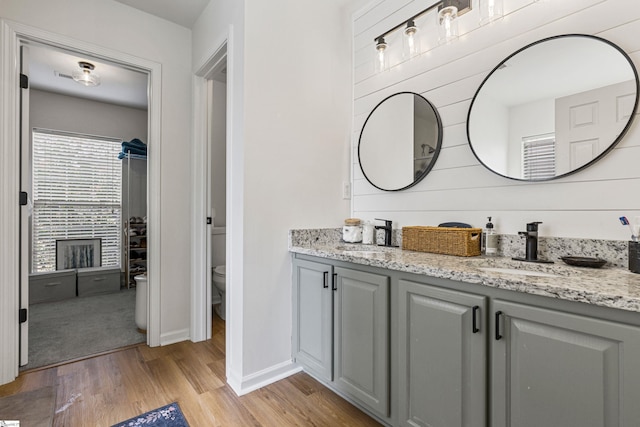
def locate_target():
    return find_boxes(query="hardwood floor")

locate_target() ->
[0,314,381,426]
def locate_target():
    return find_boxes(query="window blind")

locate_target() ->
[32,129,122,272]
[522,134,556,180]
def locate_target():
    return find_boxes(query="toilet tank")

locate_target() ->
[212,226,226,267]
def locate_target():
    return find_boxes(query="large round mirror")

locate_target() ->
[359,92,442,191]
[467,34,639,181]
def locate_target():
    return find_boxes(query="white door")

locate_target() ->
[19,45,31,366]
[555,79,636,175]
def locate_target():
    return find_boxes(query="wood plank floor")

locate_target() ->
[0,314,382,426]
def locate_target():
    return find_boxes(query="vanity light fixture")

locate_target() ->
[479,0,504,25]
[373,0,471,73]
[72,61,100,87]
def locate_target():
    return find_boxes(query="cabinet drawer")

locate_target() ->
[29,269,77,303]
[77,267,121,296]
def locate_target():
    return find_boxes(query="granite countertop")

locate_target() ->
[290,241,640,314]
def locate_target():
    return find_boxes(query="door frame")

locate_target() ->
[191,41,227,341]
[0,19,162,384]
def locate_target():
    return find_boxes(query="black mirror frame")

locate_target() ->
[466,33,640,182]
[358,91,443,192]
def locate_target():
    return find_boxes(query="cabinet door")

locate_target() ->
[292,259,333,382]
[492,299,640,427]
[398,280,487,427]
[334,266,389,418]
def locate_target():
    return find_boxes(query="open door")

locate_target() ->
[19,44,31,366]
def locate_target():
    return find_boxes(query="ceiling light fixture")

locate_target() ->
[372,0,471,73]
[72,61,100,87]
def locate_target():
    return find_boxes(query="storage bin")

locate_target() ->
[29,269,77,303]
[77,266,121,296]
[402,226,482,257]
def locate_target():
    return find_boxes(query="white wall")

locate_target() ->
[1,0,193,341]
[352,0,640,240]
[193,0,355,389]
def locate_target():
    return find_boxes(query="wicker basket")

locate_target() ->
[402,226,482,257]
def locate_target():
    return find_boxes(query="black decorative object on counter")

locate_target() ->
[560,256,607,269]
[629,242,640,273]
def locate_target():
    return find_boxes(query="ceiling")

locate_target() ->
[26,0,213,110]
[27,43,149,110]
[113,0,211,28]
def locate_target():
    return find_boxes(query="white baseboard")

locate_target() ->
[160,328,190,346]
[227,360,302,396]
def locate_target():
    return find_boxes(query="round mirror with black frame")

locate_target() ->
[467,34,639,181]
[358,92,443,191]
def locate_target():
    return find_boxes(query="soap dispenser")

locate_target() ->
[483,216,498,256]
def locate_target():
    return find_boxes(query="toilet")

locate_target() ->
[211,226,227,320]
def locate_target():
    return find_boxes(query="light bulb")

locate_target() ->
[374,37,389,73]
[438,6,459,45]
[403,20,420,60]
[480,0,504,25]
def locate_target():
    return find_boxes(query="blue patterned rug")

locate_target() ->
[112,402,189,427]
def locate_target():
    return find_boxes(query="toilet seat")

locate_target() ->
[214,265,226,276]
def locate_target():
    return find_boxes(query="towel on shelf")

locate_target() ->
[118,138,147,159]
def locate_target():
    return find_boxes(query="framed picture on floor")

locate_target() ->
[56,238,102,270]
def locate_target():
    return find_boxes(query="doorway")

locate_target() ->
[20,41,150,370]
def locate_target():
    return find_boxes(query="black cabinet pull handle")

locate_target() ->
[472,305,480,333]
[332,273,337,291]
[323,271,328,288]
[495,311,503,340]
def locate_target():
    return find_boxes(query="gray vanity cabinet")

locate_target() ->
[491,299,640,427]
[334,266,390,418]
[397,279,487,427]
[292,258,390,419]
[292,258,333,382]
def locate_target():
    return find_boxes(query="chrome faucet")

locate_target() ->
[513,221,553,264]
[374,218,395,247]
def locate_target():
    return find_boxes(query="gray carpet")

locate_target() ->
[24,288,146,370]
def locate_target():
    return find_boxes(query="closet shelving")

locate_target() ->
[122,152,147,287]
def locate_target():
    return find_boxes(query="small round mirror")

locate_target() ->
[467,34,639,181]
[358,92,443,191]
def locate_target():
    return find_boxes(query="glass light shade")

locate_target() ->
[73,68,100,86]
[374,38,389,73]
[403,21,420,60]
[479,0,504,25]
[438,6,459,45]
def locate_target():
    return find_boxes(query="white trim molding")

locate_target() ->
[227,360,302,396]
[0,19,21,385]
[0,19,162,384]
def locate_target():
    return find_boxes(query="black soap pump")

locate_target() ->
[483,217,497,256]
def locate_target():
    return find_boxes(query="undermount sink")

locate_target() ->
[478,267,559,278]
[335,245,386,254]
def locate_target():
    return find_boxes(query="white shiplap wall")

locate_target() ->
[352,0,640,240]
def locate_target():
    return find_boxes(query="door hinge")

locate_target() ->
[206,217,212,225]
[19,191,28,206]
[20,73,28,89]
[19,308,27,323]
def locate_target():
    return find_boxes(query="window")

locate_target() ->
[522,133,556,180]
[32,129,122,272]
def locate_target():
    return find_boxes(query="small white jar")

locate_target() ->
[343,225,363,243]
[362,221,375,244]
[343,218,363,243]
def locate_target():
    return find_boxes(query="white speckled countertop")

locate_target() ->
[290,231,640,313]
